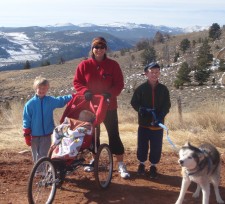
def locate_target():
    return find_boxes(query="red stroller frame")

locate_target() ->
[60,94,109,153]
[27,94,113,204]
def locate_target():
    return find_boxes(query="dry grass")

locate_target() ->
[0,102,25,150]
[0,101,225,154]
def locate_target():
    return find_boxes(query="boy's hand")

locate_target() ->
[24,135,31,146]
[151,119,161,126]
[23,128,32,146]
[139,107,147,117]
[139,107,154,118]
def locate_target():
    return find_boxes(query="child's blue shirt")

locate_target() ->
[23,94,72,136]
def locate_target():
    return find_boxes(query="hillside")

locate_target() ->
[0,28,225,111]
[1,29,225,204]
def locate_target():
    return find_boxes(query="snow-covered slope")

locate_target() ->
[0,32,41,67]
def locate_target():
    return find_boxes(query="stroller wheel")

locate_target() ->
[94,143,113,189]
[27,157,57,204]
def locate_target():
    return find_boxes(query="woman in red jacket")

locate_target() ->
[73,37,130,179]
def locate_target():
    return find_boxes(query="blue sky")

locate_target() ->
[0,0,225,28]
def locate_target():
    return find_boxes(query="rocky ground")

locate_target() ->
[0,149,225,204]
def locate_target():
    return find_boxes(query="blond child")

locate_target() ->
[23,76,72,163]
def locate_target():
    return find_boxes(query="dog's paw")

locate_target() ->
[192,193,199,198]
[175,200,182,204]
[216,197,224,204]
[192,192,200,198]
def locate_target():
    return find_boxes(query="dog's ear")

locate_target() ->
[197,149,206,161]
[184,142,190,147]
[198,152,205,161]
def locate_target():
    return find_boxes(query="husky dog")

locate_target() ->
[175,142,224,204]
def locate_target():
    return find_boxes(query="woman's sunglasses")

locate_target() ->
[93,45,106,49]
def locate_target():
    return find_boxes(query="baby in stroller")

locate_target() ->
[51,110,95,159]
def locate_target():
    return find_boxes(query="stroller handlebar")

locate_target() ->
[60,93,109,125]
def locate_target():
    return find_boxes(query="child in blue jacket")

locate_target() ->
[23,76,72,163]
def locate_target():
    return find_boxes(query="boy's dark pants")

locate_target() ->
[137,126,163,164]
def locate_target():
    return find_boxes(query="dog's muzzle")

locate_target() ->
[178,160,184,166]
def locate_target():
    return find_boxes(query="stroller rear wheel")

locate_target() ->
[94,143,113,189]
[27,157,57,204]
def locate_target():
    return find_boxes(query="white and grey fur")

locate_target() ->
[175,142,224,204]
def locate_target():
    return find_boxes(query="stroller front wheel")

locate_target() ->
[94,143,113,189]
[27,157,57,204]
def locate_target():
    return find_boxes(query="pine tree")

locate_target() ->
[41,60,51,66]
[154,31,164,43]
[194,39,213,85]
[23,60,31,69]
[218,59,225,71]
[180,38,191,53]
[209,23,221,41]
[175,62,191,86]
[136,39,151,51]
[141,46,157,65]
[192,40,196,47]
[174,52,180,62]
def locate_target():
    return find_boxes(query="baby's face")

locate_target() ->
[36,85,49,98]
[79,110,94,122]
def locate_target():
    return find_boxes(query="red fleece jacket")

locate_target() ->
[73,57,124,110]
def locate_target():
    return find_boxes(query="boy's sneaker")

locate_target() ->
[149,166,158,179]
[137,163,145,175]
[84,160,94,172]
[118,163,130,179]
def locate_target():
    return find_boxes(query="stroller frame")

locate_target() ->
[27,95,113,204]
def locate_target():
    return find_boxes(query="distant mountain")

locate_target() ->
[183,25,209,33]
[0,29,130,70]
[0,22,207,71]
[45,22,185,43]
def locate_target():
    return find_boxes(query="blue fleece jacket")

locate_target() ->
[23,94,72,136]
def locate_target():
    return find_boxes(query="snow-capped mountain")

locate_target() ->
[0,32,42,67]
[44,22,185,41]
[0,22,205,70]
[183,25,209,33]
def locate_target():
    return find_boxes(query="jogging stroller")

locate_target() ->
[27,94,113,204]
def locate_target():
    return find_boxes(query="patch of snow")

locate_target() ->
[0,32,42,67]
[48,22,75,27]
[183,25,209,33]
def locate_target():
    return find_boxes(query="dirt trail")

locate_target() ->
[0,150,225,204]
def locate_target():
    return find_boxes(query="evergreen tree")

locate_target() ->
[154,31,164,43]
[218,59,225,71]
[23,60,31,69]
[194,69,211,85]
[140,46,157,65]
[174,52,180,62]
[57,57,65,64]
[209,23,221,41]
[198,38,202,43]
[180,38,191,53]
[192,40,196,47]
[136,39,151,51]
[194,39,213,85]
[120,49,126,56]
[41,60,50,66]
[175,62,191,86]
